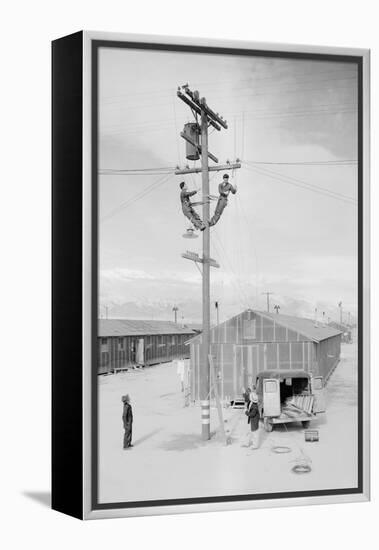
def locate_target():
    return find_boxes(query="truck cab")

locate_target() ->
[255,370,326,432]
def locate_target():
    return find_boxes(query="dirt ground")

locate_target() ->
[98,342,358,504]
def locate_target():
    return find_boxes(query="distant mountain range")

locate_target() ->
[100,296,355,326]
[102,299,203,324]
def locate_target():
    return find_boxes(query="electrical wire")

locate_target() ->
[212,232,251,309]
[243,162,357,204]
[244,159,357,166]
[100,101,356,136]
[100,168,174,176]
[101,68,357,107]
[100,173,173,223]
[252,163,358,203]
[100,166,174,171]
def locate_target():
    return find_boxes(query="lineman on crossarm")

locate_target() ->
[209,174,237,227]
[180,181,206,231]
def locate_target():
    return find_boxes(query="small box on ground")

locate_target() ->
[304,430,319,442]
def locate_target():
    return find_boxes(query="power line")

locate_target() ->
[100,166,174,172]
[243,162,357,204]
[102,80,357,115]
[255,164,358,203]
[100,168,174,176]
[101,68,357,106]
[100,102,356,135]
[100,173,173,223]
[234,193,260,301]
[244,159,357,166]
[212,232,251,308]
[245,164,356,204]
[100,106,356,141]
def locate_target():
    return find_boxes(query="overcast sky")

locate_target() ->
[98,46,358,323]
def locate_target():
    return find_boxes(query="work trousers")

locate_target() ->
[209,196,228,227]
[182,205,204,230]
[123,424,133,448]
[249,428,260,449]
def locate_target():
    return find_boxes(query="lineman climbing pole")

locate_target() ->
[176,85,241,440]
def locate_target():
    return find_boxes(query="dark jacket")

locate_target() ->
[246,402,260,431]
[122,402,133,429]
[243,389,251,404]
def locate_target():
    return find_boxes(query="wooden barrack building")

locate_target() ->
[189,309,342,402]
[98,319,195,375]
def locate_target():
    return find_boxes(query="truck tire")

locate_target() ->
[264,417,273,432]
[302,420,310,429]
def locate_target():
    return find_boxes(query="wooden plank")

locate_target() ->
[289,342,292,369]
[233,345,237,395]
[175,162,241,175]
[209,354,230,445]
[221,344,224,402]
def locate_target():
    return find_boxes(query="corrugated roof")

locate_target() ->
[328,321,351,331]
[189,309,342,344]
[260,311,342,342]
[183,323,203,332]
[98,319,196,337]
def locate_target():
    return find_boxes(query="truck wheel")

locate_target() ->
[264,418,273,432]
[302,420,310,429]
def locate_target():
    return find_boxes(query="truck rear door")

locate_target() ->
[311,376,326,413]
[262,378,281,417]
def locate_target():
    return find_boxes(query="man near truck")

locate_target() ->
[246,392,260,449]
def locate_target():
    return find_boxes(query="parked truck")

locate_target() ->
[255,369,326,432]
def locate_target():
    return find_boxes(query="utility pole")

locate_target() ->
[262,291,273,313]
[172,305,178,324]
[338,301,343,325]
[314,307,318,327]
[177,85,240,441]
[200,104,211,441]
[215,301,220,325]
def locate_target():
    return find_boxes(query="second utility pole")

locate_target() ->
[262,291,273,313]
[200,102,211,440]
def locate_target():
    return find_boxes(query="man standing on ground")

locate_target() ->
[209,173,237,227]
[242,387,251,409]
[122,394,133,450]
[246,392,260,449]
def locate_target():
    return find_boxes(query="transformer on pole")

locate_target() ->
[183,123,200,161]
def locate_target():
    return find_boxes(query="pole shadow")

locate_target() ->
[132,428,163,446]
[159,431,217,451]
